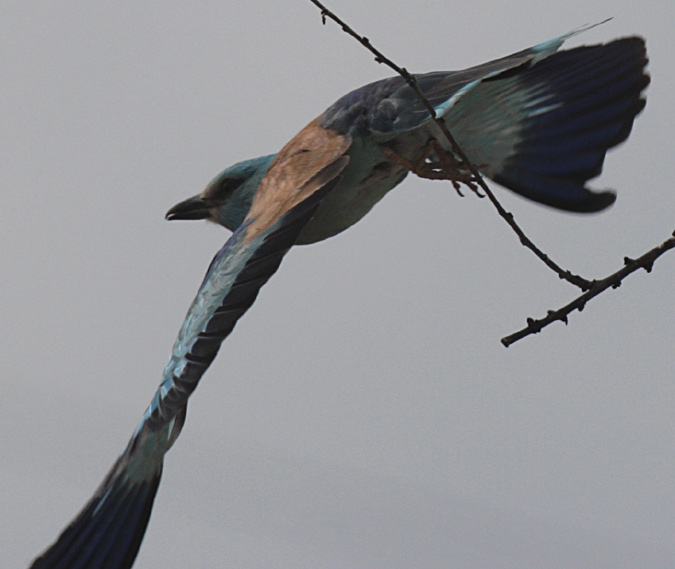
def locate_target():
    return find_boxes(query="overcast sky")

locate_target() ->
[2,1,673,568]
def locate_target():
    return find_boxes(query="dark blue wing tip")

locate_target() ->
[538,186,618,214]
[29,467,162,569]
[575,189,617,213]
[494,171,617,213]
[493,37,647,213]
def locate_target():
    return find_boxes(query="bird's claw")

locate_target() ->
[383,139,484,197]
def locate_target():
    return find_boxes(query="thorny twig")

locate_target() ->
[501,233,675,346]
[308,0,593,290]
[308,0,674,345]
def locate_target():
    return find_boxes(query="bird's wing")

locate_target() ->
[322,24,648,214]
[321,23,605,136]
[29,119,351,569]
[446,37,648,212]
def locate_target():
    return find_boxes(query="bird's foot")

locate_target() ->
[383,140,484,197]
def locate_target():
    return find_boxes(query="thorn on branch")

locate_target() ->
[547,310,568,325]
[502,232,675,346]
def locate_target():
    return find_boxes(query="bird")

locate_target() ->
[30,26,648,569]
[166,30,648,245]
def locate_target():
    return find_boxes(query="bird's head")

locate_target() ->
[165,154,276,231]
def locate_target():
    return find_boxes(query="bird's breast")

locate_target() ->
[295,136,413,244]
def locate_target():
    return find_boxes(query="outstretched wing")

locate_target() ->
[29,119,351,569]
[321,24,601,135]
[321,25,648,214]
[460,37,648,212]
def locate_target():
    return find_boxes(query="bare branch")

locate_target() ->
[308,0,593,290]
[501,232,675,347]
[309,1,674,345]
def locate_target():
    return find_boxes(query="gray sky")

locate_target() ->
[2,1,673,568]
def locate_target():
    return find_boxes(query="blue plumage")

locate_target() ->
[30,448,162,569]
[488,38,648,210]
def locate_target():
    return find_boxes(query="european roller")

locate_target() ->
[30,28,648,569]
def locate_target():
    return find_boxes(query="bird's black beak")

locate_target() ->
[165,194,215,221]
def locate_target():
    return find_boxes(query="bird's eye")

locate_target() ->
[212,177,245,201]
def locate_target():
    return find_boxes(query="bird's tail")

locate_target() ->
[29,407,186,569]
[447,37,649,212]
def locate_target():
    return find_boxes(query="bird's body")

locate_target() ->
[169,29,648,245]
[31,27,648,569]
